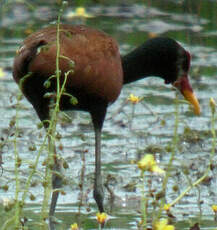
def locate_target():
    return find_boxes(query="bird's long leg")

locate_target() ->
[93,125,104,212]
[48,135,62,230]
[91,106,107,213]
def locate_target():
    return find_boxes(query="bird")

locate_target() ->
[13,24,200,229]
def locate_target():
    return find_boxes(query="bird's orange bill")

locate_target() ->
[173,76,200,115]
[182,89,200,115]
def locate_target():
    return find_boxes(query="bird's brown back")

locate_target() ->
[13,25,123,111]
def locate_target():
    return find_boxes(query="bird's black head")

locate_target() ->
[139,37,191,84]
[122,36,200,115]
[143,37,200,114]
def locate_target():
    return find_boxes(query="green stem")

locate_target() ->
[141,171,147,228]
[21,135,48,204]
[13,93,23,229]
[169,168,209,207]
[129,104,135,130]
[210,106,216,160]
[1,216,16,230]
[156,94,179,220]
[39,3,67,227]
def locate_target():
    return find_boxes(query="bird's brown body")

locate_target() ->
[13,25,123,122]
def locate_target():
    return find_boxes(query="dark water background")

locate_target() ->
[0,0,217,229]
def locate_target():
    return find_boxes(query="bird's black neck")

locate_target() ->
[121,45,153,84]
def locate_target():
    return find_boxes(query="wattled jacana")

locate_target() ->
[13,24,200,228]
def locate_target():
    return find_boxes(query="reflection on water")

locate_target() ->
[0,0,217,229]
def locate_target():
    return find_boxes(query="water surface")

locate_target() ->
[0,0,217,229]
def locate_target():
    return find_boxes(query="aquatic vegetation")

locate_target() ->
[138,154,165,174]
[128,93,141,104]
[0,68,6,78]
[154,219,175,230]
[71,222,79,230]
[212,204,217,213]
[65,7,93,18]
[96,212,108,226]
[1,0,217,229]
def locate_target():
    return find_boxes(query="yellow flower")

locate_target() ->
[163,204,171,211]
[154,219,175,230]
[138,154,155,171]
[2,197,11,207]
[71,223,79,230]
[0,67,6,78]
[66,7,93,18]
[138,154,165,174]
[25,28,34,35]
[96,212,107,225]
[212,204,217,213]
[152,165,165,174]
[127,93,141,104]
[2,197,14,211]
[210,97,216,113]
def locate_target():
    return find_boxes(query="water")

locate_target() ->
[0,0,217,229]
